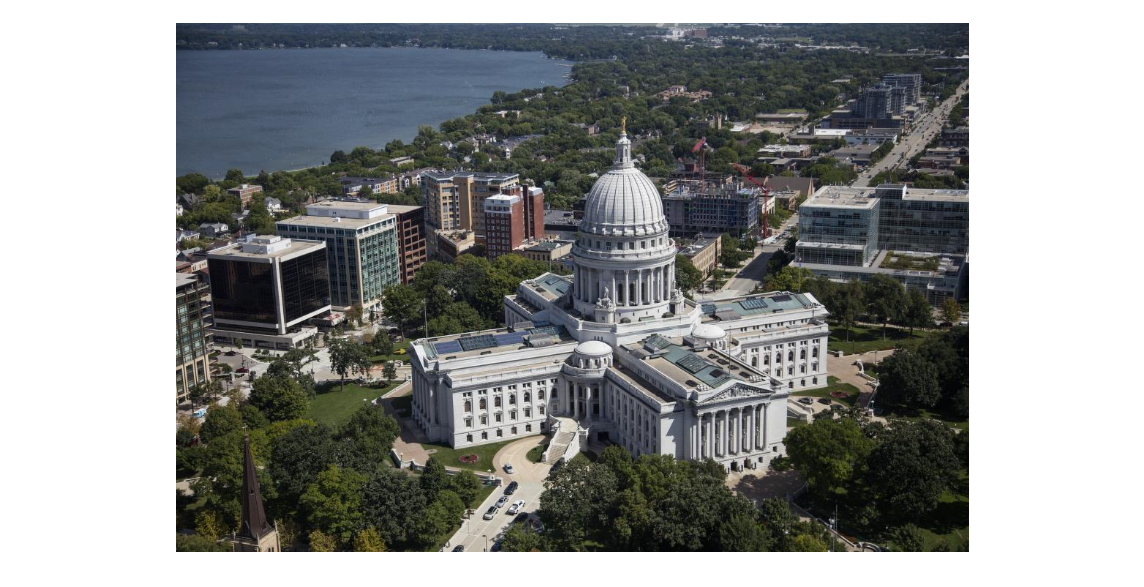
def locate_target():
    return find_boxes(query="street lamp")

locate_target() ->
[483,534,489,552]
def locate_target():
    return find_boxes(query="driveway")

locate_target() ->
[447,435,552,552]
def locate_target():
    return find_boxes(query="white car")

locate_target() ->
[507,500,526,515]
[483,506,498,520]
[503,463,514,474]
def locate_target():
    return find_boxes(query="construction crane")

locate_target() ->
[732,163,772,239]
[691,137,708,177]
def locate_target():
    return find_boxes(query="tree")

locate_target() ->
[372,330,394,356]
[336,404,400,472]
[764,265,814,293]
[716,505,767,551]
[415,501,455,548]
[538,459,618,549]
[356,185,374,200]
[448,470,482,508]
[199,403,242,444]
[942,298,962,325]
[347,303,364,327]
[194,509,227,542]
[788,533,829,552]
[308,529,338,552]
[383,361,397,382]
[300,465,368,546]
[175,533,229,552]
[784,417,875,497]
[889,523,925,552]
[876,349,941,410]
[866,274,906,340]
[832,279,864,352]
[225,168,246,183]
[353,527,387,552]
[674,254,704,292]
[270,423,338,504]
[419,457,449,502]
[499,524,546,552]
[327,337,371,390]
[249,374,309,421]
[865,420,960,522]
[902,288,933,335]
[381,284,422,337]
[361,468,428,549]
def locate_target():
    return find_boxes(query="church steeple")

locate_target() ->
[232,431,280,552]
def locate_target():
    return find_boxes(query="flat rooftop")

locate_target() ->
[276,213,393,230]
[902,188,970,202]
[626,334,762,392]
[383,204,423,214]
[698,291,822,323]
[524,273,572,302]
[422,170,519,182]
[207,238,325,260]
[417,322,575,361]
[803,186,879,209]
[527,240,572,252]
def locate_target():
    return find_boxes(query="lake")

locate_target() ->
[177,47,571,178]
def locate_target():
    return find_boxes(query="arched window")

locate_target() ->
[464,400,472,413]
[787,351,794,361]
[800,349,806,360]
[812,347,819,358]
[479,398,486,410]
[494,396,502,408]
[538,390,545,400]
[524,392,531,403]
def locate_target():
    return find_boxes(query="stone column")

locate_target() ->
[719,412,727,457]
[624,271,631,306]
[700,411,709,457]
[746,406,754,453]
[572,384,579,419]
[760,403,768,448]
[732,407,741,453]
[637,270,644,305]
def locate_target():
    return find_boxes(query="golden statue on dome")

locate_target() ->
[621,116,626,134]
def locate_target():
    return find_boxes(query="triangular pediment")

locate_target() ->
[699,383,772,405]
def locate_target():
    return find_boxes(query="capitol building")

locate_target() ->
[410,129,830,471]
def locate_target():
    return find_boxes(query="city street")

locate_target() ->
[712,212,799,297]
[852,79,969,187]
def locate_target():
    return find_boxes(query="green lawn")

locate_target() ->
[422,438,520,472]
[527,443,547,463]
[307,381,400,427]
[915,470,969,551]
[829,323,935,354]
[369,341,412,364]
[791,376,862,407]
[786,417,808,429]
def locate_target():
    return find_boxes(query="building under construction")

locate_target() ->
[661,174,761,239]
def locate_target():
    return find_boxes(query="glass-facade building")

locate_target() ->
[176,273,212,405]
[206,236,331,334]
[796,188,881,266]
[275,201,400,311]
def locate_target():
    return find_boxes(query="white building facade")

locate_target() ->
[410,131,830,471]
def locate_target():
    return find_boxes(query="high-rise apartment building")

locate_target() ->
[484,194,525,260]
[882,73,923,105]
[662,182,760,239]
[384,204,428,284]
[176,273,213,405]
[421,171,520,255]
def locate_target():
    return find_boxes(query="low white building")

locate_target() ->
[410,131,830,472]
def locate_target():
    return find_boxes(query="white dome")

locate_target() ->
[579,132,668,236]
[692,323,726,340]
[580,167,667,236]
[574,340,612,357]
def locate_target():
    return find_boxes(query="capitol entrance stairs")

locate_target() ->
[543,417,582,463]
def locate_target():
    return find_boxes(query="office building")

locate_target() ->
[227,184,263,208]
[420,170,520,235]
[522,240,574,264]
[176,273,213,405]
[484,194,525,260]
[384,204,428,284]
[678,233,722,279]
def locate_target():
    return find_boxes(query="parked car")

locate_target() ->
[797,397,814,405]
[507,500,525,515]
[225,351,236,356]
[503,463,514,474]
[514,512,530,525]
[452,545,465,552]
[504,481,519,495]
[483,506,498,520]
[236,367,249,374]
[495,496,508,508]
[817,398,831,405]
